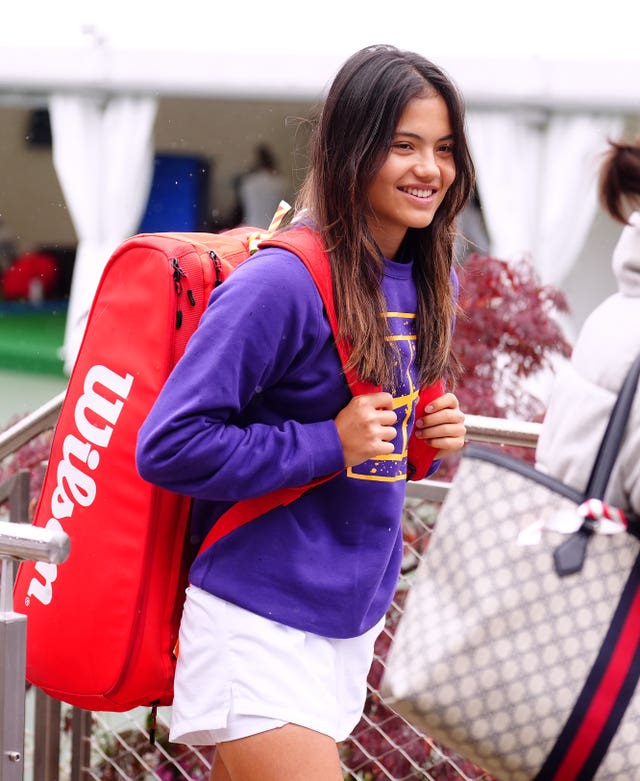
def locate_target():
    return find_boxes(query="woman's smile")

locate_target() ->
[366,93,456,259]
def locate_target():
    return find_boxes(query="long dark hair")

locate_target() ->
[599,138,640,224]
[296,44,475,388]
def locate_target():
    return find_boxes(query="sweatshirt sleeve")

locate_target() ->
[136,248,346,501]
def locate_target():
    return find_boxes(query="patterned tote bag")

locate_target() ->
[382,354,640,781]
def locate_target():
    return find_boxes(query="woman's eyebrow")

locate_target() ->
[394,131,454,143]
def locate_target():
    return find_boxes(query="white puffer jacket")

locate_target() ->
[536,211,640,515]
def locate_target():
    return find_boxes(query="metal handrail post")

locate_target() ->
[70,710,91,781]
[33,691,60,781]
[0,559,26,781]
[0,520,69,781]
[0,470,30,781]
[7,473,30,527]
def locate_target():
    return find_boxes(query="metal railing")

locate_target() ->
[0,390,540,475]
[0,393,65,463]
[0,391,541,781]
[0,468,69,781]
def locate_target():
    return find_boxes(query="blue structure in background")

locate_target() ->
[138,153,211,233]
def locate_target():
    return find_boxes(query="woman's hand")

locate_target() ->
[334,392,398,467]
[414,392,466,459]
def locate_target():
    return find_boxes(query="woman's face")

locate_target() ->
[366,93,456,259]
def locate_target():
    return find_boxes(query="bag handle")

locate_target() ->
[554,353,640,576]
[586,352,640,498]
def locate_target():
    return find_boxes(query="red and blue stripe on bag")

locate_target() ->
[535,553,640,780]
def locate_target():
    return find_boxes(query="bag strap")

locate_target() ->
[196,223,440,556]
[268,225,441,480]
[554,353,640,576]
[586,352,640,498]
[263,227,379,397]
[196,226,368,558]
[197,473,339,553]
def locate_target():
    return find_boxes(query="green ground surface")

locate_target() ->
[0,303,66,377]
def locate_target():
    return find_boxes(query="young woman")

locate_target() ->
[536,138,640,515]
[136,44,474,781]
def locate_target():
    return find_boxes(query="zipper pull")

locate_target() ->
[209,250,224,287]
[171,258,186,294]
[172,258,189,329]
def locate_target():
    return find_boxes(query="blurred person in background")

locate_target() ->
[536,137,640,517]
[238,144,288,228]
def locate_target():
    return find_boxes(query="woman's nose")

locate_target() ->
[413,152,438,179]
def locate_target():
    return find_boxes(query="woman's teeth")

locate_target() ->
[403,187,433,198]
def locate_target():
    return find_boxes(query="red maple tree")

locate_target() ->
[454,252,572,422]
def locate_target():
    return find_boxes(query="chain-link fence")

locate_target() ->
[51,487,496,781]
[4,403,535,781]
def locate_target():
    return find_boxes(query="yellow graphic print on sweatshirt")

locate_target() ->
[348,312,419,482]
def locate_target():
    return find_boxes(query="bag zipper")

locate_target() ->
[209,250,224,287]
[172,257,196,329]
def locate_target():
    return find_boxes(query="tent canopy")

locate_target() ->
[2,1,639,371]
[1,1,639,111]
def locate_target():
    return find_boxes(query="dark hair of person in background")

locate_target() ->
[599,138,640,224]
[296,44,475,390]
[254,144,277,172]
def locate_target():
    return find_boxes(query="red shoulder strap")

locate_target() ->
[197,471,338,551]
[269,228,441,481]
[197,226,440,555]
[263,228,379,397]
[197,228,355,555]
[406,379,443,481]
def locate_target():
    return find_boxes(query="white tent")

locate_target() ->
[1,0,639,370]
[3,1,639,106]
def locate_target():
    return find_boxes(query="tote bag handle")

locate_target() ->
[553,353,640,576]
[586,352,640,499]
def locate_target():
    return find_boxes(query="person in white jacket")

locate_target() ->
[238,145,288,228]
[536,138,640,516]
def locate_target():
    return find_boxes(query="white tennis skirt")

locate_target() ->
[169,585,384,746]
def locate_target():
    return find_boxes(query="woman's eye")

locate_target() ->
[438,143,454,154]
[392,141,412,151]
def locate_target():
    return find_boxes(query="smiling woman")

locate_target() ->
[135,44,474,781]
[366,93,456,258]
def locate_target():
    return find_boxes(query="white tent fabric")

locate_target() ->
[533,113,625,285]
[49,93,157,373]
[467,110,624,285]
[466,110,542,266]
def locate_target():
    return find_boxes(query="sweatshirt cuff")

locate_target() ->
[298,420,345,480]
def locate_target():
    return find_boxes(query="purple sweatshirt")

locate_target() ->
[136,241,423,638]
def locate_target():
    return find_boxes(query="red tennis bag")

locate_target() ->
[13,218,441,712]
